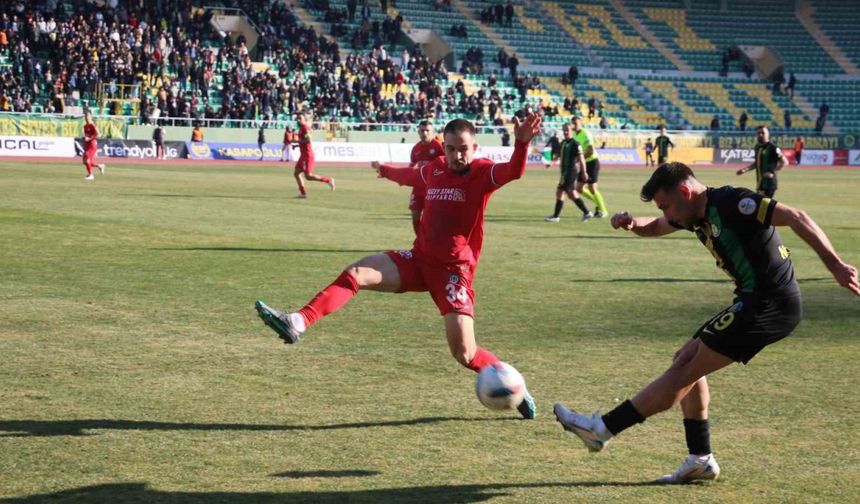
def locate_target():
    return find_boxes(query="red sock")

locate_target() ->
[299,185,307,195]
[298,270,360,328]
[320,177,331,183]
[465,347,500,372]
[85,159,93,175]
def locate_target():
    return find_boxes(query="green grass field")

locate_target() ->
[1,160,858,503]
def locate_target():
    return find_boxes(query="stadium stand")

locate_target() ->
[0,0,858,136]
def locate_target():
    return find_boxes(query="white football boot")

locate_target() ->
[553,403,612,452]
[655,454,720,484]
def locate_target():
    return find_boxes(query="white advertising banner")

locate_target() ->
[312,142,392,162]
[849,150,860,166]
[0,136,76,157]
[802,150,834,166]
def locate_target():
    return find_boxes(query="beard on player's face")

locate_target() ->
[444,131,477,173]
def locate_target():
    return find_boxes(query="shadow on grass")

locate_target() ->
[568,277,830,284]
[153,247,379,254]
[124,193,283,201]
[0,416,520,437]
[271,470,380,479]
[1,480,677,503]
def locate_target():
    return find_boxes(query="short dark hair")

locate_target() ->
[640,162,695,202]
[443,118,476,137]
[757,125,769,132]
[418,120,432,129]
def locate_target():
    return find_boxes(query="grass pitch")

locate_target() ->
[0,160,858,503]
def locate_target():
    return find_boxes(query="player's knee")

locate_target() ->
[451,347,475,367]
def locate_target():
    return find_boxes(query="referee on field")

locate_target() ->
[572,116,608,218]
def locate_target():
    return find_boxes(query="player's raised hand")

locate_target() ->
[829,261,860,296]
[611,212,635,231]
[513,113,542,144]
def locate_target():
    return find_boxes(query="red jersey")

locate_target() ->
[379,141,529,266]
[83,123,98,150]
[283,131,295,144]
[410,139,444,167]
[794,139,804,152]
[298,123,312,158]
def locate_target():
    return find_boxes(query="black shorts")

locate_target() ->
[694,292,802,364]
[557,168,579,191]
[757,186,777,198]
[585,159,600,183]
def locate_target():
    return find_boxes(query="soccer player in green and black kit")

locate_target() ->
[572,116,608,218]
[545,122,592,222]
[736,126,788,197]
[655,125,674,165]
[554,162,859,484]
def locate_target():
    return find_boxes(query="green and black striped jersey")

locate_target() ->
[754,142,782,191]
[655,135,674,158]
[559,138,581,177]
[688,186,797,297]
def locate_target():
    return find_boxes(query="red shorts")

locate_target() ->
[386,250,475,317]
[295,154,314,175]
[83,146,96,163]
[408,187,425,212]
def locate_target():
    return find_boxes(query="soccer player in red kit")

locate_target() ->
[401,120,445,234]
[256,114,543,419]
[293,113,335,198]
[82,113,106,180]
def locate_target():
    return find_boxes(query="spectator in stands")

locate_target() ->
[508,54,518,79]
[710,115,720,131]
[192,124,204,142]
[501,128,511,146]
[361,1,371,21]
[599,116,608,129]
[505,2,514,27]
[497,48,509,69]
[738,112,748,131]
[587,97,596,119]
[786,72,797,99]
[567,65,578,92]
[815,115,825,132]
[784,110,792,130]
[347,0,357,21]
[819,101,829,118]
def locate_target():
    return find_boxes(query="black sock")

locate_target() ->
[553,200,563,217]
[601,399,645,436]
[683,418,711,455]
[573,197,588,214]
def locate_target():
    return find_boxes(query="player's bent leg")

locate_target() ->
[654,376,720,484]
[631,339,733,419]
[444,313,536,419]
[255,253,402,344]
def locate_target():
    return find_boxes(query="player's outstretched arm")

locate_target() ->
[610,212,680,237]
[736,162,753,176]
[770,203,860,296]
[372,161,423,188]
[492,114,542,186]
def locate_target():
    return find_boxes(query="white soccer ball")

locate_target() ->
[476,362,525,410]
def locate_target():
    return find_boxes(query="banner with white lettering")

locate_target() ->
[0,136,76,157]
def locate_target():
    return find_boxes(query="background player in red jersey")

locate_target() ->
[293,112,335,198]
[82,112,105,180]
[280,126,295,163]
[256,114,543,419]
[402,120,444,234]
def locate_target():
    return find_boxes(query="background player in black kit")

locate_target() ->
[554,162,859,484]
[545,122,590,222]
[654,125,674,165]
[736,126,788,197]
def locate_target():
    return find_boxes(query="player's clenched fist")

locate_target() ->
[611,212,635,231]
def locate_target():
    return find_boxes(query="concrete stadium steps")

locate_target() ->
[799,1,860,75]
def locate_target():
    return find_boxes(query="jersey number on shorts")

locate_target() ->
[445,283,468,304]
